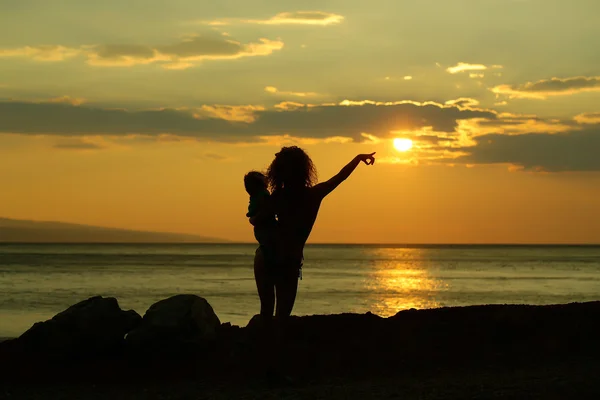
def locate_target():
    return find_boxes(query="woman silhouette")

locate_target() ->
[251,146,376,320]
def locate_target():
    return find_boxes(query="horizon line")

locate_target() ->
[1,242,599,246]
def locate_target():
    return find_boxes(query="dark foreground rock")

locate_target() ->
[125,294,221,354]
[13,296,141,357]
[1,301,600,399]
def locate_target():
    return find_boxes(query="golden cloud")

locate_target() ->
[445,98,480,108]
[0,45,81,61]
[445,127,600,172]
[491,76,600,99]
[446,62,502,74]
[197,152,232,162]
[264,86,320,97]
[469,73,485,79]
[53,136,113,151]
[203,11,344,26]
[0,97,495,145]
[0,35,283,69]
[574,112,600,125]
[459,114,574,137]
[87,36,283,68]
[195,104,265,123]
[273,101,309,111]
[46,96,86,106]
[249,134,353,147]
[4,94,598,172]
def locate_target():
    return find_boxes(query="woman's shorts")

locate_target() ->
[259,245,303,280]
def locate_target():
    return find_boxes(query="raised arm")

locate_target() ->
[313,152,375,199]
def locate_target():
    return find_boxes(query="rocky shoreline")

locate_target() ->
[1,296,600,399]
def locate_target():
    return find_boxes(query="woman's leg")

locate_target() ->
[253,247,279,381]
[274,266,299,319]
[268,266,299,383]
[254,246,275,318]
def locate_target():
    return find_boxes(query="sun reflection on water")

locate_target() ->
[362,247,449,317]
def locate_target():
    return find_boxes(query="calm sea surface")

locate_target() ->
[1,243,600,338]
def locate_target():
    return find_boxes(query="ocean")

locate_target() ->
[1,243,600,338]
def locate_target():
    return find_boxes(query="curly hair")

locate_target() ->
[266,146,317,192]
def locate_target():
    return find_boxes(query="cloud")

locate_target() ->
[53,138,106,150]
[264,86,320,97]
[491,76,600,99]
[388,126,461,152]
[408,113,600,172]
[445,98,480,108]
[474,113,574,135]
[447,126,600,172]
[198,152,230,161]
[379,111,590,171]
[5,95,598,173]
[446,62,502,74]
[204,11,344,26]
[47,96,86,106]
[378,141,463,165]
[377,156,418,165]
[574,112,600,125]
[250,99,494,140]
[195,104,265,123]
[360,133,382,143]
[0,45,81,61]
[0,34,284,69]
[273,101,306,110]
[408,134,457,144]
[384,76,413,82]
[0,98,495,142]
[251,134,353,147]
[88,35,283,68]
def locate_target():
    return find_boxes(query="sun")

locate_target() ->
[393,138,413,152]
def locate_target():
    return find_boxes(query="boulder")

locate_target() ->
[246,314,266,330]
[126,294,221,354]
[17,296,141,357]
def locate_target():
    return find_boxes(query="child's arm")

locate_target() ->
[246,197,258,218]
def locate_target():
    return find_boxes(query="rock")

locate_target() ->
[246,314,265,330]
[17,296,141,357]
[221,322,232,329]
[126,294,221,354]
[244,314,274,343]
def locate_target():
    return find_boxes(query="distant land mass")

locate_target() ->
[0,218,226,243]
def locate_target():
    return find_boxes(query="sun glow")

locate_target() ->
[363,248,446,316]
[393,138,413,152]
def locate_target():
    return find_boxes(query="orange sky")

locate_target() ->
[1,1,600,243]
[2,135,599,243]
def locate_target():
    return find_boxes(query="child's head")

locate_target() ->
[244,171,267,196]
